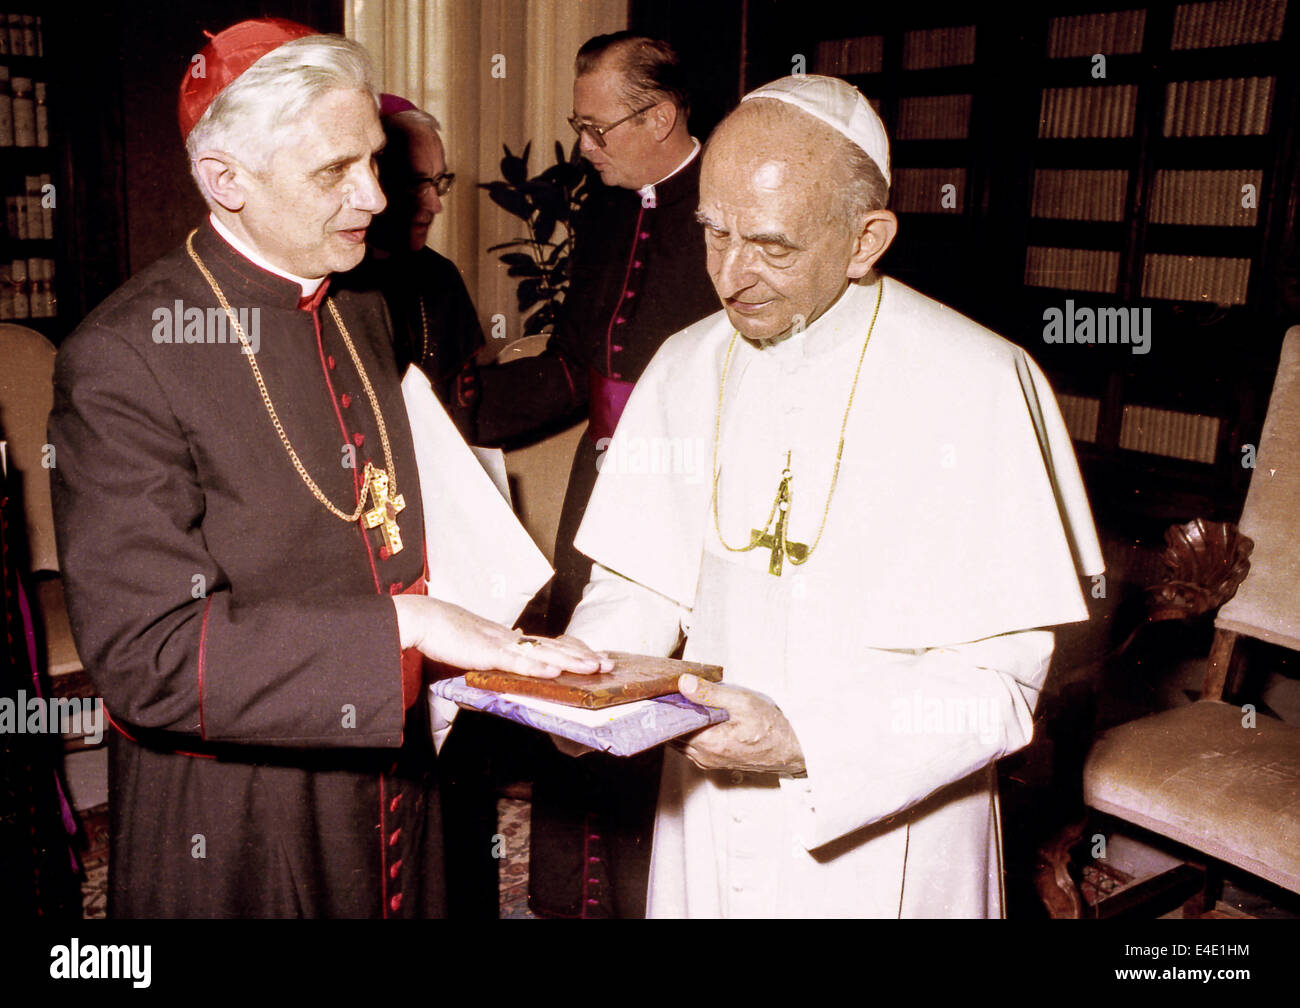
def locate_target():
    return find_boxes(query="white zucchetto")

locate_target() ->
[742,74,891,186]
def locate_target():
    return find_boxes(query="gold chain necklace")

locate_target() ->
[710,278,884,575]
[185,230,407,552]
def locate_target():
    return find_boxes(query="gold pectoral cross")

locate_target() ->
[748,461,808,576]
[362,467,406,555]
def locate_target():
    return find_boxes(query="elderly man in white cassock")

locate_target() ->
[564,74,1105,918]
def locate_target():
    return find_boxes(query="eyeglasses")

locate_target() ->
[411,172,455,196]
[567,103,656,148]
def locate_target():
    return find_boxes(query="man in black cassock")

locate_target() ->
[47,18,604,919]
[472,33,719,919]
[345,93,500,918]
[342,95,484,439]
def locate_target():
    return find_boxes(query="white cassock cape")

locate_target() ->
[567,276,1104,918]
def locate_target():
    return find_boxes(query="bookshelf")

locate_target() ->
[1023,0,1293,527]
[747,1,1300,530]
[0,11,59,336]
[806,17,985,310]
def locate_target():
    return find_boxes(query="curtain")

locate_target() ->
[348,0,628,354]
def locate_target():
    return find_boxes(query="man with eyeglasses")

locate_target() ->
[473,32,718,919]
[340,94,501,918]
[346,94,484,438]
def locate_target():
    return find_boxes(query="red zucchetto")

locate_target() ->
[178,17,318,141]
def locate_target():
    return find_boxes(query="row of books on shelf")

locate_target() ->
[0,68,48,147]
[1025,245,1252,304]
[1057,392,1102,444]
[1037,77,1276,140]
[896,93,971,140]
[1162,76,1273,137]
[1046,9,1146,58]
[1025,246,1120,294]
[0,13,42,59]
[1142,253,1251,305]
[1148,169,1261,226]
[891,167,965,214]
[1031,169,1128,222]
[814,24,980,77]
[810,0,1288,81]
[1029,168,1262,226]
[1039,85,1138,139]
[901,25,976,70]
[4,172,52,239]
[814,35,883,76]
[1118,403,1221,463]
[1170,0,1287,50]
[1058,392,1221,466]
[2,254,53,318]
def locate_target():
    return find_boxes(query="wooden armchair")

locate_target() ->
[1039,326,1300,917]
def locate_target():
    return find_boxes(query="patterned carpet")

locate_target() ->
[496,797,537,919]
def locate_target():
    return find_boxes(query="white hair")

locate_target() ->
[186,35,377,174]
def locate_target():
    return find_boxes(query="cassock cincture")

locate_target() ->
[748,453,808,576]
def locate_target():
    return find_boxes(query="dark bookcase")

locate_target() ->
[744,0,1300,531]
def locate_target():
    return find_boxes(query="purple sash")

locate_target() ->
[588,369,636,444]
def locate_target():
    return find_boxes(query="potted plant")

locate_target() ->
[479,141,593,336]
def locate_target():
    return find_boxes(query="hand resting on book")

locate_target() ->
[394,596,611,679]
[674,675,806,776]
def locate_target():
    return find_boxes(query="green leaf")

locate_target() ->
[533,212,557,246]
[485,183,531,220]
[516,277,543,311]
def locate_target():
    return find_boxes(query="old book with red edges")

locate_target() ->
[466,651,723,709]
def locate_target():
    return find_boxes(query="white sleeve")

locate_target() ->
[777,629,1055,851]
[564,561,688,657]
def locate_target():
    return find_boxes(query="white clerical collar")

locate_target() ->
[762,276,884,361]
[636,138,700,208]
[209,214,325,298]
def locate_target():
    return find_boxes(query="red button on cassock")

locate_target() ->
[389,859,402,879]
[353,432,365,447]
[327,355,336,370]
[340,393,352,408]
[390,893,403,912]
[388,828,402,847]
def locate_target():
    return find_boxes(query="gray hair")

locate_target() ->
[186,35,377,174]
[384,107,442,135]
[837,131,889,222]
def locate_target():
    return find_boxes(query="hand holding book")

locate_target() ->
[431,652,730,757]
[673,674,806,777]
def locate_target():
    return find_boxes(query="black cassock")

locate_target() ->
[339,246,485,441]
[473,154,719,918]
[49,221,443,918]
